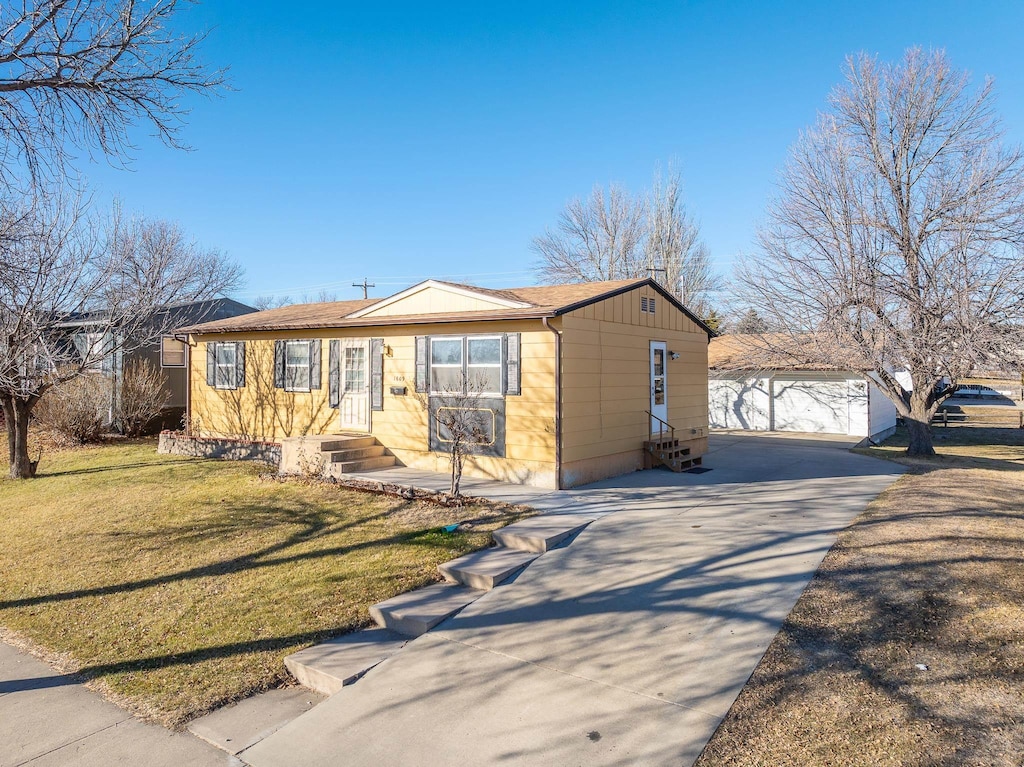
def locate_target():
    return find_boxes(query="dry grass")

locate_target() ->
[0,439,531,728]
[696,426,1024,767]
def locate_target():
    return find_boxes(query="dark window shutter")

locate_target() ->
[505,333,521,396]
[235,342,246,388]
[370,338,384,411]
[310,340,322,390]
[274,341,285,388]
[415,336,428,393]
[206,343,216,386]
[329,340,340,408]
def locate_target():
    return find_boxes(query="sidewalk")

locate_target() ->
[0,641,230,767]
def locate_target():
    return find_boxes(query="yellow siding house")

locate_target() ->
[178,278,712,489]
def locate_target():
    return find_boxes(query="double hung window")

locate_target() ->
[215,343,237,389]
[429,336,502,396]
[285,340,311,391]
[161,337,186,367]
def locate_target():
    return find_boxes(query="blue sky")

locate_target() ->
[82,1,1024,305]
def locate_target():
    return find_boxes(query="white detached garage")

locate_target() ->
[708,335,897,441]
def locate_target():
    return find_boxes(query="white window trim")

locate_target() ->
[429,334,503,397]
[285,340,312,393]
[161,336,186,368]
[215,342,237,390]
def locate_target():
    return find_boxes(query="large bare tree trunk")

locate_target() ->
[2,394,36,479]
[904,393,937,457]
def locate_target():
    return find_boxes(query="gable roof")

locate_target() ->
[179,278,714,336]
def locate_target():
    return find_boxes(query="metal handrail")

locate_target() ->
[645,410,675,444]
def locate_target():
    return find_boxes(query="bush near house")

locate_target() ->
[0,440,531,727]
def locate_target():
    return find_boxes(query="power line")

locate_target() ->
[352,277,375,299]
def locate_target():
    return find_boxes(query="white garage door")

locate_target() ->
[772,379,850,434]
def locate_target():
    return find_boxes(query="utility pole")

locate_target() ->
[353,278,375,299]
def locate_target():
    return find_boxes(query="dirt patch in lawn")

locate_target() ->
[0,439,532,728]
[696,426,1024,767]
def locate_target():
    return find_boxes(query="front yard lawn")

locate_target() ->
[0,440,530,728]
[695,426,1024,766]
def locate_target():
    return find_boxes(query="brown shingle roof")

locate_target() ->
[180,278,712,335]
[709,334,847,371]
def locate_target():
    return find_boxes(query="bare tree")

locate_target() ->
[431,374,492,499]
[0,0,225,182]
[737,49,1024,455]
[643,167,719,315]
[534,167,719,312]
[118,359,170,436]
[0,189,241,477]
[533,183,645,284]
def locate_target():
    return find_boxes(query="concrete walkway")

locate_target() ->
[0,641,231,767]
[241,433,904,766]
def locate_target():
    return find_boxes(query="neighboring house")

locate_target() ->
[708,334,897,441]
[58,298,257,429]
[179,278,713,489]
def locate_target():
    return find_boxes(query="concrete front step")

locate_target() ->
[492,515,596,553]
[438,548,539,590]
[284,628,409,696]
[370,582,486,637]
[318,435,377,451]
[327,445,387,462]
[327,455,398,474]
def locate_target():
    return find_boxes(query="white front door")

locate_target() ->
[650,341,668,434]
[339,338,370,432]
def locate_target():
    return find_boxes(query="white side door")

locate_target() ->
[339,338,370,432]
[650,341,668,434]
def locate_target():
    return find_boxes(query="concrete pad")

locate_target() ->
[0,642,224,767]
[21,717,234,767]
[240,633,721,767]
[438,547,539,589]
[492,514,595,552]
[187,687,324,755]
[245,433,904,767]
[369,582,485,637]
[283,628,408,695]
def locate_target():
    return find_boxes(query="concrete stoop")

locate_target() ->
[438,547,539,590]
[281,514,596,699]
[280,434,398,476]
[283,628,409,696]
[493,514,595,553]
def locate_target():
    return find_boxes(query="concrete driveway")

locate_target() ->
[242,432,904,767]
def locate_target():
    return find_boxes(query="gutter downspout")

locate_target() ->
[180,334,194,436]
[542,316,562,490]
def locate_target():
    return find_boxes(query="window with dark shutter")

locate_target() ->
[370,338,384,411]
[415,336,428,392]
[505,333,521,395]
[274,341,286,388]
[235,342,246,388]
[329,340,340,408]
[310,340,322,390]
[206,343,216,386]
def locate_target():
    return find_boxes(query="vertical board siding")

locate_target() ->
[559,285,709,465]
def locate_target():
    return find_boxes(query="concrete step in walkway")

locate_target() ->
[492,514,596,553]
[438,547,539,590]
[370,582,486,637]
[283,628,409,696]
[326,454,397,474]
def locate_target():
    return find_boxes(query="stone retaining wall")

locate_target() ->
[158,432,282,465]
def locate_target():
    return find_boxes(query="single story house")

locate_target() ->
[54,298,257,430]
[178,278,713,489]
[708,334,897,441]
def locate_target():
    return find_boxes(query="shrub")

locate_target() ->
[118,360,171,437]
[34,374,112,444]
